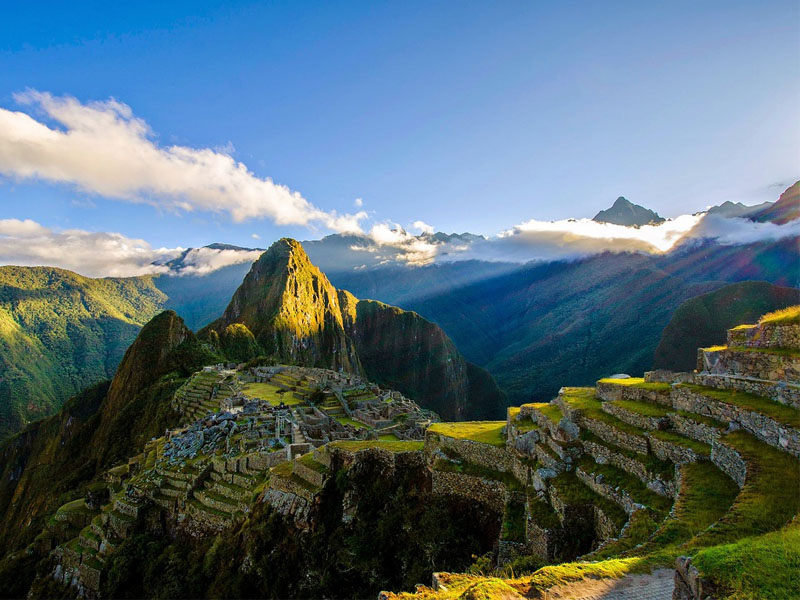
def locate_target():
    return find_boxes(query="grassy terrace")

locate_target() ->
[648,430,711,457]
[526,402,563,425]
[692,519,800,599]
[678,383,800,428]
[242,382,303,406]
[673,410,727,429]
[527,493,561,530]
[428,421,506,447]
[714,345,800,358]
[501,500,527,543]
[335,416,367,429]
[550,471,628,528]
[687,431,800,550]
[560,388,649,437]
[598,378,671,392]
[297,452,329,474]
[327,439,424,453]
[577,457,673,515]
[759,305,800,325]
[609,399,671,418]
[433,458,523,491]
[579,430,674,480]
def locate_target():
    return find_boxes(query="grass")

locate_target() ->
[702,345,728,352]
[580,429,675,481]
[610,399,671,418]
[433,458,523,491]
[691,519,800,599]
[598,378,671,392]
[577,456,673,515]
[672,410,727,430]
[297,452,329,474]
[686,430,800,550]
[527,493,561,530]
[648,430,711,457]
[377,433,400,441]
[759,305,800,325]
[501,500,526,543]
[242,382,303,406]
[327,439,424,453]
[560,388,650,438]
[533,402,564,425]
[678,383,800,428]
[335,415,368,429]
[550,471,628,528]
[428,421,506,447]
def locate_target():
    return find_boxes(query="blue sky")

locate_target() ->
[0,0,798,254]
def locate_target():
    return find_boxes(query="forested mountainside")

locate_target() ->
[331,237,797,405]
[654,281,800,372]
[0,267,167,439]
[0,311,215,552]
[201,239,505,420]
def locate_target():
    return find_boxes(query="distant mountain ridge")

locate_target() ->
[200,238,505,420]
[592,196,665,226]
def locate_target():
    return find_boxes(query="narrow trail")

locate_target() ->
[541,569,674,600]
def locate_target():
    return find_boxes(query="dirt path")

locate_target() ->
[541,568,675,600]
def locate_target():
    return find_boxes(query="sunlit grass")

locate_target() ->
[428,421,506,447]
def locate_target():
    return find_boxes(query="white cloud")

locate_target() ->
[171,246,264,276]
[251,233,260,240]
[354,197,363,207]
[0,91,366,233]
[413,220,435,234]
[0,218,179,277]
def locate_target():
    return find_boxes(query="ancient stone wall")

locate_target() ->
[596,381,672,407]
[430,470,506,513]
[698,347,800,382]
[673,386,800,457]
[727,322,800,350]
[692,373,800,410]
[426,432,516,473]
[580,417,649,454]
[601,402,669,430]
[711,439,747,488]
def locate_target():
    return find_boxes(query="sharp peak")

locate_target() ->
[613,196,633,205]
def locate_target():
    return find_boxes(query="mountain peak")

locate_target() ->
[593,197,665,226]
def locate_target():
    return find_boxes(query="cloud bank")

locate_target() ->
[0,91,365,232]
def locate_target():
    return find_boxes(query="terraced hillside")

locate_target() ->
[385,306,800,600]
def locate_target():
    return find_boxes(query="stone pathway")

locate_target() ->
[541,569,674,600]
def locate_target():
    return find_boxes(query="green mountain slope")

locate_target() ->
[653,281,800,371]
[0,267,167,439]
[201,239,505,419]
[0,310,214,552]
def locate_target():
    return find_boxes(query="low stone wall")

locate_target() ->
[593,505,620,542]
[431,470,506,513]
[596,381,672,407]
[601,402,669,431]
[699,347,800,382]
[673,385,800,457]
[647,434,700,465]
[581,439,677,498]
[269,474,318,502]
[668,413,722,446]
[261,489,312,525]
[426,432,515,473]
[711,439,747,488]
[292,460,327,488]
[580,417,649,455]
[525,518,559,561]
[497,540,528,565]
[727,322,800,350]
[576,467,639,515]
[644,370,694,384]
[246,450,287,471]
[674,556,715,600]
[693,373,800,410]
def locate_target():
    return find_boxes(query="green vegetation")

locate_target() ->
[527,494,561,530]
[428,421,506,447]
[678,384,800,428]
[550,471,628,528]
[297,453,329,474]
[530,402,563,425]
[559,388,649,438]
[241,382,302,406]
[0,266,169,439]
[433,458,523,492]
[673,410,727,429]
[760,304,800,325]
[648,430,711,457]
[579,429,674,480]
[577,457,673,515]
[328,439,424,453]
[598,378,670,392]
[653,282,800,372]
[610,399,671,418]
[692,519,800,599]
[501,501,526,543]
[335,416,368,429]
